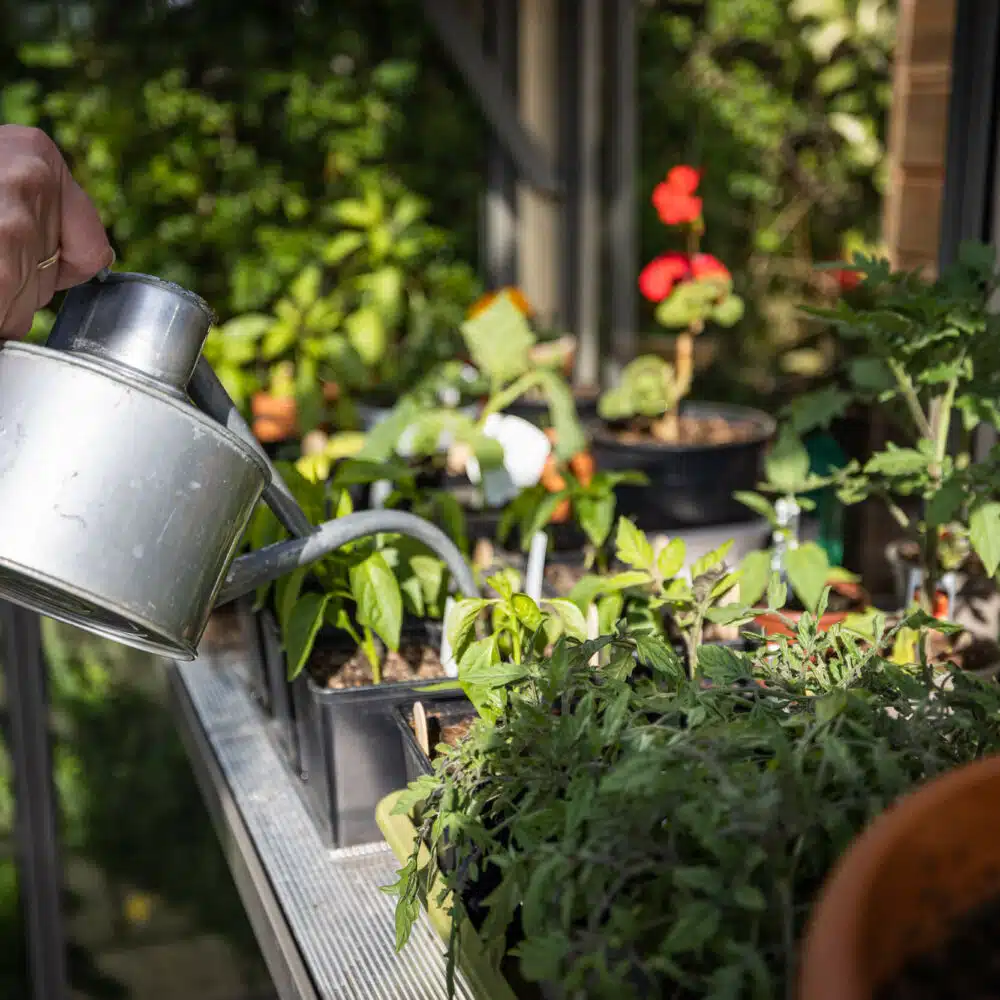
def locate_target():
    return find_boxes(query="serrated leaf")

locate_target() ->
[970,502,1000,576]
[460,293,535,384]
[698,643,750,683]
[345,307,386,367]
[633,634,684,679]
[615,518,655,570]
[864,445,926,477]
[656,538,686,580]
[691,540,733,580]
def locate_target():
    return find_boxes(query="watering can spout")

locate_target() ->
[216,510,478,608]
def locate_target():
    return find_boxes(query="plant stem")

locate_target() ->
[887,359,933,440]
[362,625,381,685]
[479,370,547,423]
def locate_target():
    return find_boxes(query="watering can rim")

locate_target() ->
[88,270,217,325]
[1,340,272,483]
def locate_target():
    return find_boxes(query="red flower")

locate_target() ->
[666,165,701,194]
[691,253,730,282]
[834,268,861,292]
[638,253,690,302]
[652,165,703,226]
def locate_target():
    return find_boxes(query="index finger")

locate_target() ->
[54,160,114,290]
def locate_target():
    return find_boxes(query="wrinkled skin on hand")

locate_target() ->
[0,125,113,339]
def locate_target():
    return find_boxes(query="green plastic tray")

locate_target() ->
[376,791,520,1000]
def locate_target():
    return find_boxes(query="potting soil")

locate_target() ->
[310,642,444,689]
[875,893,1000,999]
[611,413,758,446]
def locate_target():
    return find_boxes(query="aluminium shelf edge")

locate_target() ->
[167,642,474,1000]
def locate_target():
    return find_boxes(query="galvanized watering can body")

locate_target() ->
[0,273,475,660]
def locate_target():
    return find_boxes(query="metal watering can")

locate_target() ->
[0,272,476,660]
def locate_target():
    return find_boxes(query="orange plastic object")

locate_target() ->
[799,753,1000,999]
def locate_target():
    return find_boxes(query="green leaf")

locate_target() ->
[739,550,772,607]
[445,598,487,657]
[656,538,686,580]
[710,293,745,327]
[783,386,851,435]
[542,599,588,641]
[633,634,684,679]
[733,491,777,526]
[390,775,439,816]
[765,428,811,492]
[698,643,750,683]
[864,445,927,477]
[323,230,365,265]
[574,493,616,548]
[902,609,964,635]
[284,593,331,680]
[345,307,386,367]
[512,594,544,631]
[290,265,322,310]
[662,901,720,955]
[926,478,964,526]
[615,518,654,570]
[691,540,733,581]
[460,293,535,384]
[655,281,717,329]
[350,550,403,651]
[970,502,1000,576]
[732,885,767,912]
[785,542,830,613]
[536,371,587,461]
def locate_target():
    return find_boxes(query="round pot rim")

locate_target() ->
[798,752,1000,1000]
[592,400,777,454]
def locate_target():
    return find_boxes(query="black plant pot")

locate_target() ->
[504,389,599,428]
[291,622,460,847]
[258,608,301,774]
[394,690,476,784]
[236,602,269,712]
[590,401,776,530]
[462,504,587,555]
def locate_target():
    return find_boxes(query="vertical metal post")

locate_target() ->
[570,0,603,390]
[606,0,638,382]
[1,604,68,1000]
[482,0,519,289]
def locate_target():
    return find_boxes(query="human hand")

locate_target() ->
[0,125,114,339]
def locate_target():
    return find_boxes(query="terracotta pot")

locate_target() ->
[251,392,297,443]
[799,754,1000,999]
[753,580,868,639]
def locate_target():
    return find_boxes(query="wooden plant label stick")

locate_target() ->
[412,701,430,758]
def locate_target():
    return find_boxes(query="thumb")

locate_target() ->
[54,168,114,290]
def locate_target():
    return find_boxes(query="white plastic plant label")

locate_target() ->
[466,413,552,508]
[440,596,459,678]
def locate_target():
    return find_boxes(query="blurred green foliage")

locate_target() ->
[2,0,894,406]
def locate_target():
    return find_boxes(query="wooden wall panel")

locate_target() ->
[882,0,957,275]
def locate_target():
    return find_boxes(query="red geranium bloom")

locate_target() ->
[691,253,730,281]
[652,165,703,226]
[638,253,690,302]
[666,165,701,194]
[834,268,861,292]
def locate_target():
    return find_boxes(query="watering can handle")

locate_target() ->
[188,358,480,604]
[189,359,313,538]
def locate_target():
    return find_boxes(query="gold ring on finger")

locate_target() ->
[37,249,61,271]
